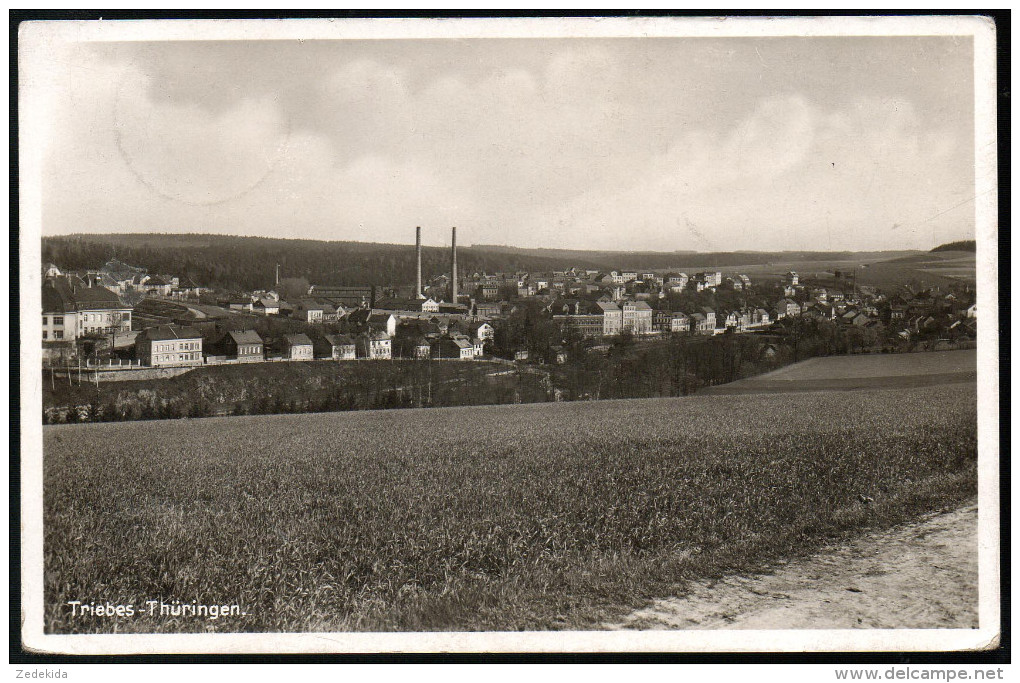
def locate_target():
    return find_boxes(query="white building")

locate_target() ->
[136,325,203,367]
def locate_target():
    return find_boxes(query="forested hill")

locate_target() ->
[42,234,597,292]
[41,233,915,293]
[930,240,976,253]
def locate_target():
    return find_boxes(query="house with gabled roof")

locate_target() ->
[142,275,173,297]
[776,299,801,318]
[690,312,712,335]
[432,337,474,360]
[252,298,281,316]
[597,301,623,336]
[322,333,356,360]
[226,329,264,362]
[283,333,314,360]
[357,330,392,359]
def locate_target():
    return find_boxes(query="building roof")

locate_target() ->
[94,273,120,289]
[229,330,263,345]
[323,333,355,346]
[140,325,202,341]
[294,298,326,311]
[43,277,127,312]
[42,280,74,313]
[596,301,621,313]
[375,297,432,312]
[631,301,652,310]
[285,333,314,346]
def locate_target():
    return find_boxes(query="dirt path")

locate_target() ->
[607,503,978,630]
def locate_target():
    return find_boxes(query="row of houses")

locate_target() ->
[548,292,916,339]
[132,324,496,368]
[467,269,753,302]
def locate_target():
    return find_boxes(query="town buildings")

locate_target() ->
[42,249,976,377]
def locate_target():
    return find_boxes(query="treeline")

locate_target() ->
[545,332,779,401]
[42,359,553,425]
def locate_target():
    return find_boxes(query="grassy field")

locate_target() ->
[759,349,975,380]
[705,350,976,394]
[889,250,977,284]
[44,384,976,633]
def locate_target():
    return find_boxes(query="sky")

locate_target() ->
[34,33,976,252]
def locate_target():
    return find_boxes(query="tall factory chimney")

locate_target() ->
[451,226,458,304]
[415,226,423,299]
[275,264,280,287]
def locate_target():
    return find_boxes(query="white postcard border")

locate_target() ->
[17,14,1000,655]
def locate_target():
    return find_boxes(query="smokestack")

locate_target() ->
[275,264,280,286]
[451,226,458,304]
[415,226,423,299]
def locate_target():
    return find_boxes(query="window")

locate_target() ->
[42,316,48,325]
[54,316,63,325]
[54,331,63,340]
[42,331,48,340]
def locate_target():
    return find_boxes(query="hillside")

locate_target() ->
[931,240,976,252]
[42,233,922,293]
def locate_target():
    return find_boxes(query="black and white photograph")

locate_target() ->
[17,15,1000,657]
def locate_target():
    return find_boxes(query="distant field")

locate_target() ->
[45,384,976,633]
[705,350,976,395]
[756,350,975,380]
[886,250,977,285]
[854,251,976,288]
[717,250,975,288]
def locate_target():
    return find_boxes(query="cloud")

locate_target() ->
[112,69,290,206]
[38,38,975,251]
[527,94,971,251]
